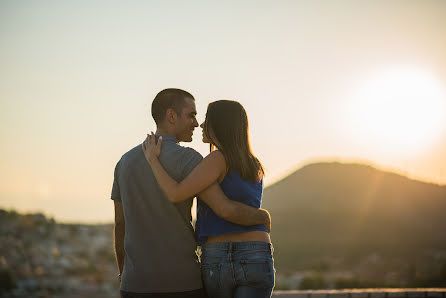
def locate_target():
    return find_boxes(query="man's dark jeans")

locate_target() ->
[120,288,207,298]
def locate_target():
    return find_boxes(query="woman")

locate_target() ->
[143,100,274,298]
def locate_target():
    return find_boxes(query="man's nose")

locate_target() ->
[193,118,199,127]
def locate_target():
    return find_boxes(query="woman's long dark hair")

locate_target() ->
[204,100,264,182]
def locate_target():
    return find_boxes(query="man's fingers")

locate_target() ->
[261,208,272,233]
[265,222,271,233]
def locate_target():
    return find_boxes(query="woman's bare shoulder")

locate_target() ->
[208,150,225,159]
[203,150,226,167]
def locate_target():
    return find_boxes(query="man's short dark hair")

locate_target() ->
[151,88,194,125]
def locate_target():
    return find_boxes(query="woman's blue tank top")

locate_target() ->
[195,171,267,245]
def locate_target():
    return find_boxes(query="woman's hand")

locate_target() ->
[142,132,163,164]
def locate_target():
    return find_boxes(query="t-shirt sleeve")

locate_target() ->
[180,148,204,180]
[111,160,121,202]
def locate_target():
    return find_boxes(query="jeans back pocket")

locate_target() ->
[240,259,275,289]
[201,263,222,294]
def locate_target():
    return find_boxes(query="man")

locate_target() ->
[111,88,271,297]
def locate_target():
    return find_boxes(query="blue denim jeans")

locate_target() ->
[201,242,275,298]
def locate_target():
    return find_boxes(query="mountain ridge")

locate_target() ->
[262,162,446,270]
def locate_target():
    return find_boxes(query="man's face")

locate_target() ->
[175,97,198,142]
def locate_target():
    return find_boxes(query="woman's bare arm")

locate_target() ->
[142,134,271,232]
[142,134,226,202]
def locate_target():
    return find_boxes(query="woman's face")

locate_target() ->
[200,121,210,143]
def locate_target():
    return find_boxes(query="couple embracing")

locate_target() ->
[111,88,275,298]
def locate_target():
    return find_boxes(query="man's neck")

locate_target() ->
[155,127,175,137]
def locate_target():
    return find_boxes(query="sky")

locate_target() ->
[1,0,446,223]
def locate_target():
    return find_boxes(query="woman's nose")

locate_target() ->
[200,122,204,128]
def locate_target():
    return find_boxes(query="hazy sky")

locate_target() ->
[1,0,446,222]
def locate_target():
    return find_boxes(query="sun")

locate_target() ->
[348,67,446,155]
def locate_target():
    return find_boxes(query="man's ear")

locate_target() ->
[166,108,178,125]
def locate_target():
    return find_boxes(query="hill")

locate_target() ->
[262,162,446,272]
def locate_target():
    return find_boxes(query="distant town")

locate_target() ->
[0,209,119,298]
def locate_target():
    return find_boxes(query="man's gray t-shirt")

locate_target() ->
[111,134,203,293]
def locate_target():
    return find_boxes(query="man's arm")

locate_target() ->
[198,183,271,233]
[114,201,125,275]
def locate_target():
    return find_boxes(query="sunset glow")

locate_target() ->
[1,1,446,222]
[349,67,446,155]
